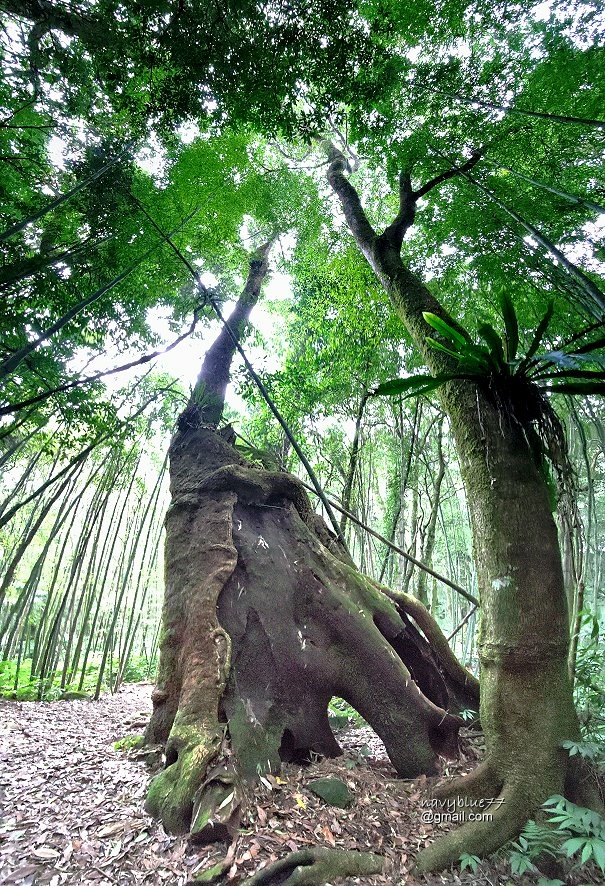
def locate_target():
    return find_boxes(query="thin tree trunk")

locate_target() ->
[112,458,167,691]
[339,392,368,534]
[458,169,605,316]
[379,400,420,582]
[482,158,605,215]
[417,420,446,607]
[93,457,163,698]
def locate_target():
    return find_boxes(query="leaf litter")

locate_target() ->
[0,684,595,885]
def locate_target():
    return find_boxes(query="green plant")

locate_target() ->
[372,297,605,506]
[507,818,559,875]
[375,296,605,400]
[328,697,366,728]
[572,614,605,747]
[114,735,145,751]
[459,852,481,873]
[504,796,605,880]
[543,795,605,873]
[119,654,156,683]
[559,739,602,762]
[0,654,156,701]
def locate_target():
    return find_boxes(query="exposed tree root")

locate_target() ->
[241,848,384,885]
[146,425,475,838]
[414,669,605,873]
[414,761,603,873]
[372,581,480,707]
[415,781,527,872]
[431,760,502,803]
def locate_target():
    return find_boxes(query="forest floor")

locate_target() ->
[0,682,596,886]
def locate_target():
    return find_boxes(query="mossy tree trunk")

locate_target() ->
[324,143,599,872]
[144,245,479,842]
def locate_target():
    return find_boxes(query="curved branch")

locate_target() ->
[322,140,377,262]
[414,150,483,200]
[377,582,480,699]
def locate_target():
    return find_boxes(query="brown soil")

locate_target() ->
[0,683,587,885]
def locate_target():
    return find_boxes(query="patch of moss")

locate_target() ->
[308,777,353,808]
[114,735,146,751]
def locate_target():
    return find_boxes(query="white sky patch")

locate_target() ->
[87,265,294,422]
[47,135,69,171]
[135,134,169,182]
[533,0,554,20]
[176,122,201,144]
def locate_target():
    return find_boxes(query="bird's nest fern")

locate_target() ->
[372,294,605,514]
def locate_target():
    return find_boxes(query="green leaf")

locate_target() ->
[478,322,506,370]
[573,334,605,355]
[459,853,480,873]
[535,369,605,381]
[195,862,228,883]
[543,381,605,395]
[457,353,491,373]
[422,312,471,349]
[373,373,438,396]
[592,838,605,872]
[542,796,566,808]
[535,350,583,370]
[520,300,555,369]
[509,850,534,875]
[562,836,588,856]
[500,292,519,362]
[425,336,466,361]
[372,372,458,398]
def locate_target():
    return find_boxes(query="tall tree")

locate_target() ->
[323,140,602,870]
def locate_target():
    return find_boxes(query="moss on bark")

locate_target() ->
[414,383,598,871]
[241,847,384,885]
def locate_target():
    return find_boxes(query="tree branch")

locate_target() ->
[414,150,483,200]
[0,0,103,45]
[0,311,201,417]
[380,170,417,250]
[322,140,377,262]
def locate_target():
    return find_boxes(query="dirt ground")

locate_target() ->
[0,682,589,885]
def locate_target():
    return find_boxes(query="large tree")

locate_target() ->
[143,243,479,845]
[321,141,603,870]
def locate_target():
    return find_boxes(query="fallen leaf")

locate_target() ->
[320,826,336,847]
[2,866,39,883]
[32,847,60,860]
[97,822,124,837]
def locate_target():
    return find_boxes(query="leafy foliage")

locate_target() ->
[375,295,605,399]
[458,852,481,873]
[572,613,605,746]
[374,296,605,508]
[503,796,605,879]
